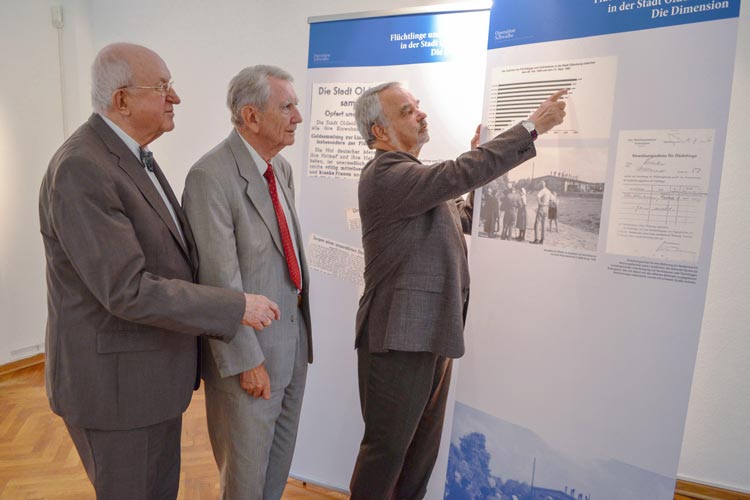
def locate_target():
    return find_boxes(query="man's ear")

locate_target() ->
[371,123,389,142]
[112,89,131,116]
[240,105,261,133]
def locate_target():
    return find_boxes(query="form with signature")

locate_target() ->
[606,129,714,263]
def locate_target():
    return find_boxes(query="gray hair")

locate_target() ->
[227,65,294,127]
[354,82,400,147]
[91,44,136,114]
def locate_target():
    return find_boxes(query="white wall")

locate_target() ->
[676,0,750,491]
[1,1,67,365]
[0,0,93,367]
[0,0,747,493]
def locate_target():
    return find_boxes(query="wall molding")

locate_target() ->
[676,479,750,500]
[0,353,45,377]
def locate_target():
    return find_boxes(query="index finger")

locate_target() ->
[548,89,568,102]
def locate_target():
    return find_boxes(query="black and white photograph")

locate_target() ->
[477,148,607,252]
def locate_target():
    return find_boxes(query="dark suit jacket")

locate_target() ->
[38,114,245,430]
[355,123,535,358]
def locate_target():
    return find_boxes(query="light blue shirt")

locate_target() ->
[238,134,301,285]
[99,114,185,245]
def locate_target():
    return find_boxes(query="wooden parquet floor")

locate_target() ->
[0,362,731,500]
[0,363,347,499]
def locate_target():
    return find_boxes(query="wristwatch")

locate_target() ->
[522,120,538,141]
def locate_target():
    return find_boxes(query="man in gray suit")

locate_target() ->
[349,82,566,499]
[182,65,312,500]
[38,43,280,500]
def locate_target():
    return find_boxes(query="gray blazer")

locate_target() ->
[355,123,535,358]
[183,129,312,391]
[38,114,245,430]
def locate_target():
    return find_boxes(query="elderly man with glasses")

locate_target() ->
[39,43,278,500]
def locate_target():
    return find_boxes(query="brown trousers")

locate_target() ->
[349,345,453,500]
[65,416,182,500]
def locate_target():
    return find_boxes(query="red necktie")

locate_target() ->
[264,164,302,291]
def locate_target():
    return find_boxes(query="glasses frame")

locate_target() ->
[121,79,174,97]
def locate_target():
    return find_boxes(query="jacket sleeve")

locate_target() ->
[372,123,535,219]
[183,166,265,377]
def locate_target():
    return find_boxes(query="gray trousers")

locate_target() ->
[349,346,453,500]
[65,416,182,500]
[205,324,308,500]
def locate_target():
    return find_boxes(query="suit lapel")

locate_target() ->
[151,160,193,262]
[227,130,285,256]
[89,114,191,263]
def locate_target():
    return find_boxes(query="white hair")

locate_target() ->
[227,65,294,127]
[90,44,136,114]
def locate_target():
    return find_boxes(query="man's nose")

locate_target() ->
[292,106,303,123]
[167,87,181,104]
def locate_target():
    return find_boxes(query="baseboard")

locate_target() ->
[288,473,349,494]
[676,479,750,500]
[0,353,45,376]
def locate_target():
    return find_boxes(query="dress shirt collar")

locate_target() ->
[237,132,275,178]
[98,114,144,161]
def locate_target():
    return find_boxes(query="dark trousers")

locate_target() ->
[65,416,182,500]
[349,347,453,500]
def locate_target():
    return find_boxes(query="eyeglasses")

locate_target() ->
[121,79,174,97]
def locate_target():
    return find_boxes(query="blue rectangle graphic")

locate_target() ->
[309,10,489,68]
[489,0,740,49]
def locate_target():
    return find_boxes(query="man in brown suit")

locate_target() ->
[38,43,279,500]
[349,82,566,499]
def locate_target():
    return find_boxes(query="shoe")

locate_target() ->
[530,240,539,244]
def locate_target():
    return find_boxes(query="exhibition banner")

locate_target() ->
[294,9,490,496]
[446,1,740,500]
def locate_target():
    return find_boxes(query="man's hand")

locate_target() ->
[242,293,281,330]
[240,363,271,399]
[470,124,481,149]
[527,89,567,135]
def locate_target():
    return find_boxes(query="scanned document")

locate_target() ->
[307,83,375,179]
[487,56,617,138]
[606,129,714,263]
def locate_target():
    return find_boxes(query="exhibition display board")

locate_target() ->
[293,2,741,498]
[446,1,741,500]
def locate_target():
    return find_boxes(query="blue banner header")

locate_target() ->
[309,10,488,68]
[489,0,740,49]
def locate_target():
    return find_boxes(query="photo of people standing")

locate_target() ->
[477,148,606,252]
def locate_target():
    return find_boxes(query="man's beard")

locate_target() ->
[417,121,430,146]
